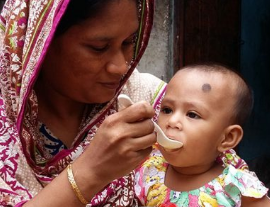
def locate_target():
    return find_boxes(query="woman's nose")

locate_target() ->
[106,50,128,75]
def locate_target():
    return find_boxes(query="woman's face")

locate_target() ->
[40,0,139,103]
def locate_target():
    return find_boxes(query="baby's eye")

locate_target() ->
[187,112,201,119]
[161,107,172,114]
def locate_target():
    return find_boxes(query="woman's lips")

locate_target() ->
[101,82,120,89]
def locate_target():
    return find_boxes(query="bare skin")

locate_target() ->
[24,0,156,206]
[165,162,224,192]
[242,196,270,207]
[157,69,270,206]
[24,102,156,207]
[35,0,137,147]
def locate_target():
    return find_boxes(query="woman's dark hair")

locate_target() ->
[55,0,109,36]
[55,0,138,36]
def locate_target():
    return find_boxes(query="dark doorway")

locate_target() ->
[171,0,241,72]
[171,0,270,191]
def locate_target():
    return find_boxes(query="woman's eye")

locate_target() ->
[90,45,109,52]
[123,34,137,46]
[123,39,134,46]
[187,112,201,119]
[161,107,172,114]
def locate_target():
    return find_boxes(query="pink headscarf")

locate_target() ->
[0,0,157,206]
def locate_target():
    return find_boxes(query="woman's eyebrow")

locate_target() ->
[84,31,138,42]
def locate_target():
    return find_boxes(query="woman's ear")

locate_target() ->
[217,125,243,153]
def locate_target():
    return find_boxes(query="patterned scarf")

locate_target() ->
[0,0,165,206]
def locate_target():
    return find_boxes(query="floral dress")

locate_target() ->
[135,148,268,207]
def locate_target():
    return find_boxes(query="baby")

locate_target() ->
[135,64,270,206]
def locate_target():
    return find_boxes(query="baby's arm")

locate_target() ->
[242,195,270,207]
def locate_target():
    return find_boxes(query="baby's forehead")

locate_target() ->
[173,68,235,85]
[175,68,227,77]
[172,69,227,84]
[168,69,236,114]
[170,69,237,99]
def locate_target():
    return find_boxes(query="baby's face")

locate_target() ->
[157,69,235,172]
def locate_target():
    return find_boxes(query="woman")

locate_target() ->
[0,0,166,206]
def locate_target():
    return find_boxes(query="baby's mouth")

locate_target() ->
[161,135,183,152]
[165,135,180,142]
[163,147,181,152]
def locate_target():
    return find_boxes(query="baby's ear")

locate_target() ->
[217,125,243,153]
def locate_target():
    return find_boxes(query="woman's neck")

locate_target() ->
[165,162,224,192]
[34,80,86,148]
[35,78,86,118]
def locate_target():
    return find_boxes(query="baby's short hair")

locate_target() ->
[177,63,253,127]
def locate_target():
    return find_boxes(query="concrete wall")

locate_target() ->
[137,0,170,82]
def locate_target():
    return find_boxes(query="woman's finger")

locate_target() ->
[117,101,155,123]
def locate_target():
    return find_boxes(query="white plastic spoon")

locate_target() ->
[117,94,183,149]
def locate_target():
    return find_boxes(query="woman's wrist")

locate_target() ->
[67,164,89,205]
[22,160,109,207]
[71,158,110,202]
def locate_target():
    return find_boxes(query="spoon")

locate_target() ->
[117,94,183,149]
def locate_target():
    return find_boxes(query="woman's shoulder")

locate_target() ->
[128,68,165,86]
[121,69,167,103]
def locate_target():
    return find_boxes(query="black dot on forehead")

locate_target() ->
[202,83,211,92]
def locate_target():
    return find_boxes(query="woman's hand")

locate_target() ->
[72,101,156,199]
[24,101,156,207]
[83,101,155,180]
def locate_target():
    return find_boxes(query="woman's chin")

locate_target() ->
[83,92,116,104]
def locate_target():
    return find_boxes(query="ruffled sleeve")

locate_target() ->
[223,165,268,202]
